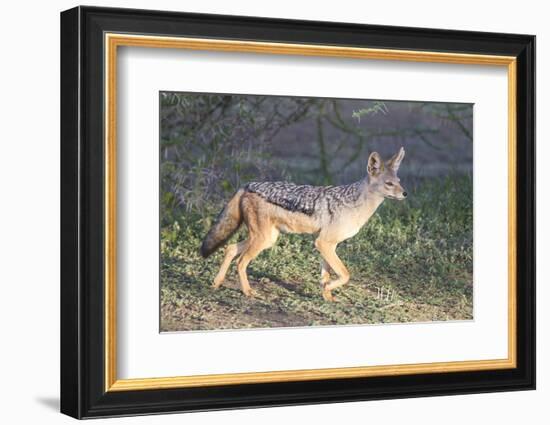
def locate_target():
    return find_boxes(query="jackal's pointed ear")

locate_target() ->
[367,152,383,176]
[388,147,405,171]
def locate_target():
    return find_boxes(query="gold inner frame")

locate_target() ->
[104,33,518,392]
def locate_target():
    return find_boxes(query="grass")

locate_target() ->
[160,175,473,332]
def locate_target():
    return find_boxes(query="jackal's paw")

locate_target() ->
[212,278,223,289]
[322,290,335,302]
[242,288,256,298]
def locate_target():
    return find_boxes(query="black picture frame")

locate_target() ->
[61,5,535,419]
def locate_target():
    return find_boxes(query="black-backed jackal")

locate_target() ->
[201,148,407,301]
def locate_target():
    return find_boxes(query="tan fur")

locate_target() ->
[200,189,244,258]
[203,148,407,301]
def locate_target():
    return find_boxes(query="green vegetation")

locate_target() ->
[160,174,473,331]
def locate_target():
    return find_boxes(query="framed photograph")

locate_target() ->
[60,6,535,419]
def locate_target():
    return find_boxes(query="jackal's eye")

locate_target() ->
[385,181,394,186]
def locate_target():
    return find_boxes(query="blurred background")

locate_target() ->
[160,92,472,223]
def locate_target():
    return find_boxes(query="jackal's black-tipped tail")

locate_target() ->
[200,189,244,258]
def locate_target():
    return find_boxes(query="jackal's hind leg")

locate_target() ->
[237,227,279,297]
[315,239,350,302]
[212,240,247,289]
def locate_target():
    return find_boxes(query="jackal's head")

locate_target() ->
[366,147,407,200]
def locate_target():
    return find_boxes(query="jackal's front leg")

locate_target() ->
[320,259,333,286]
[315,239,350,302]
